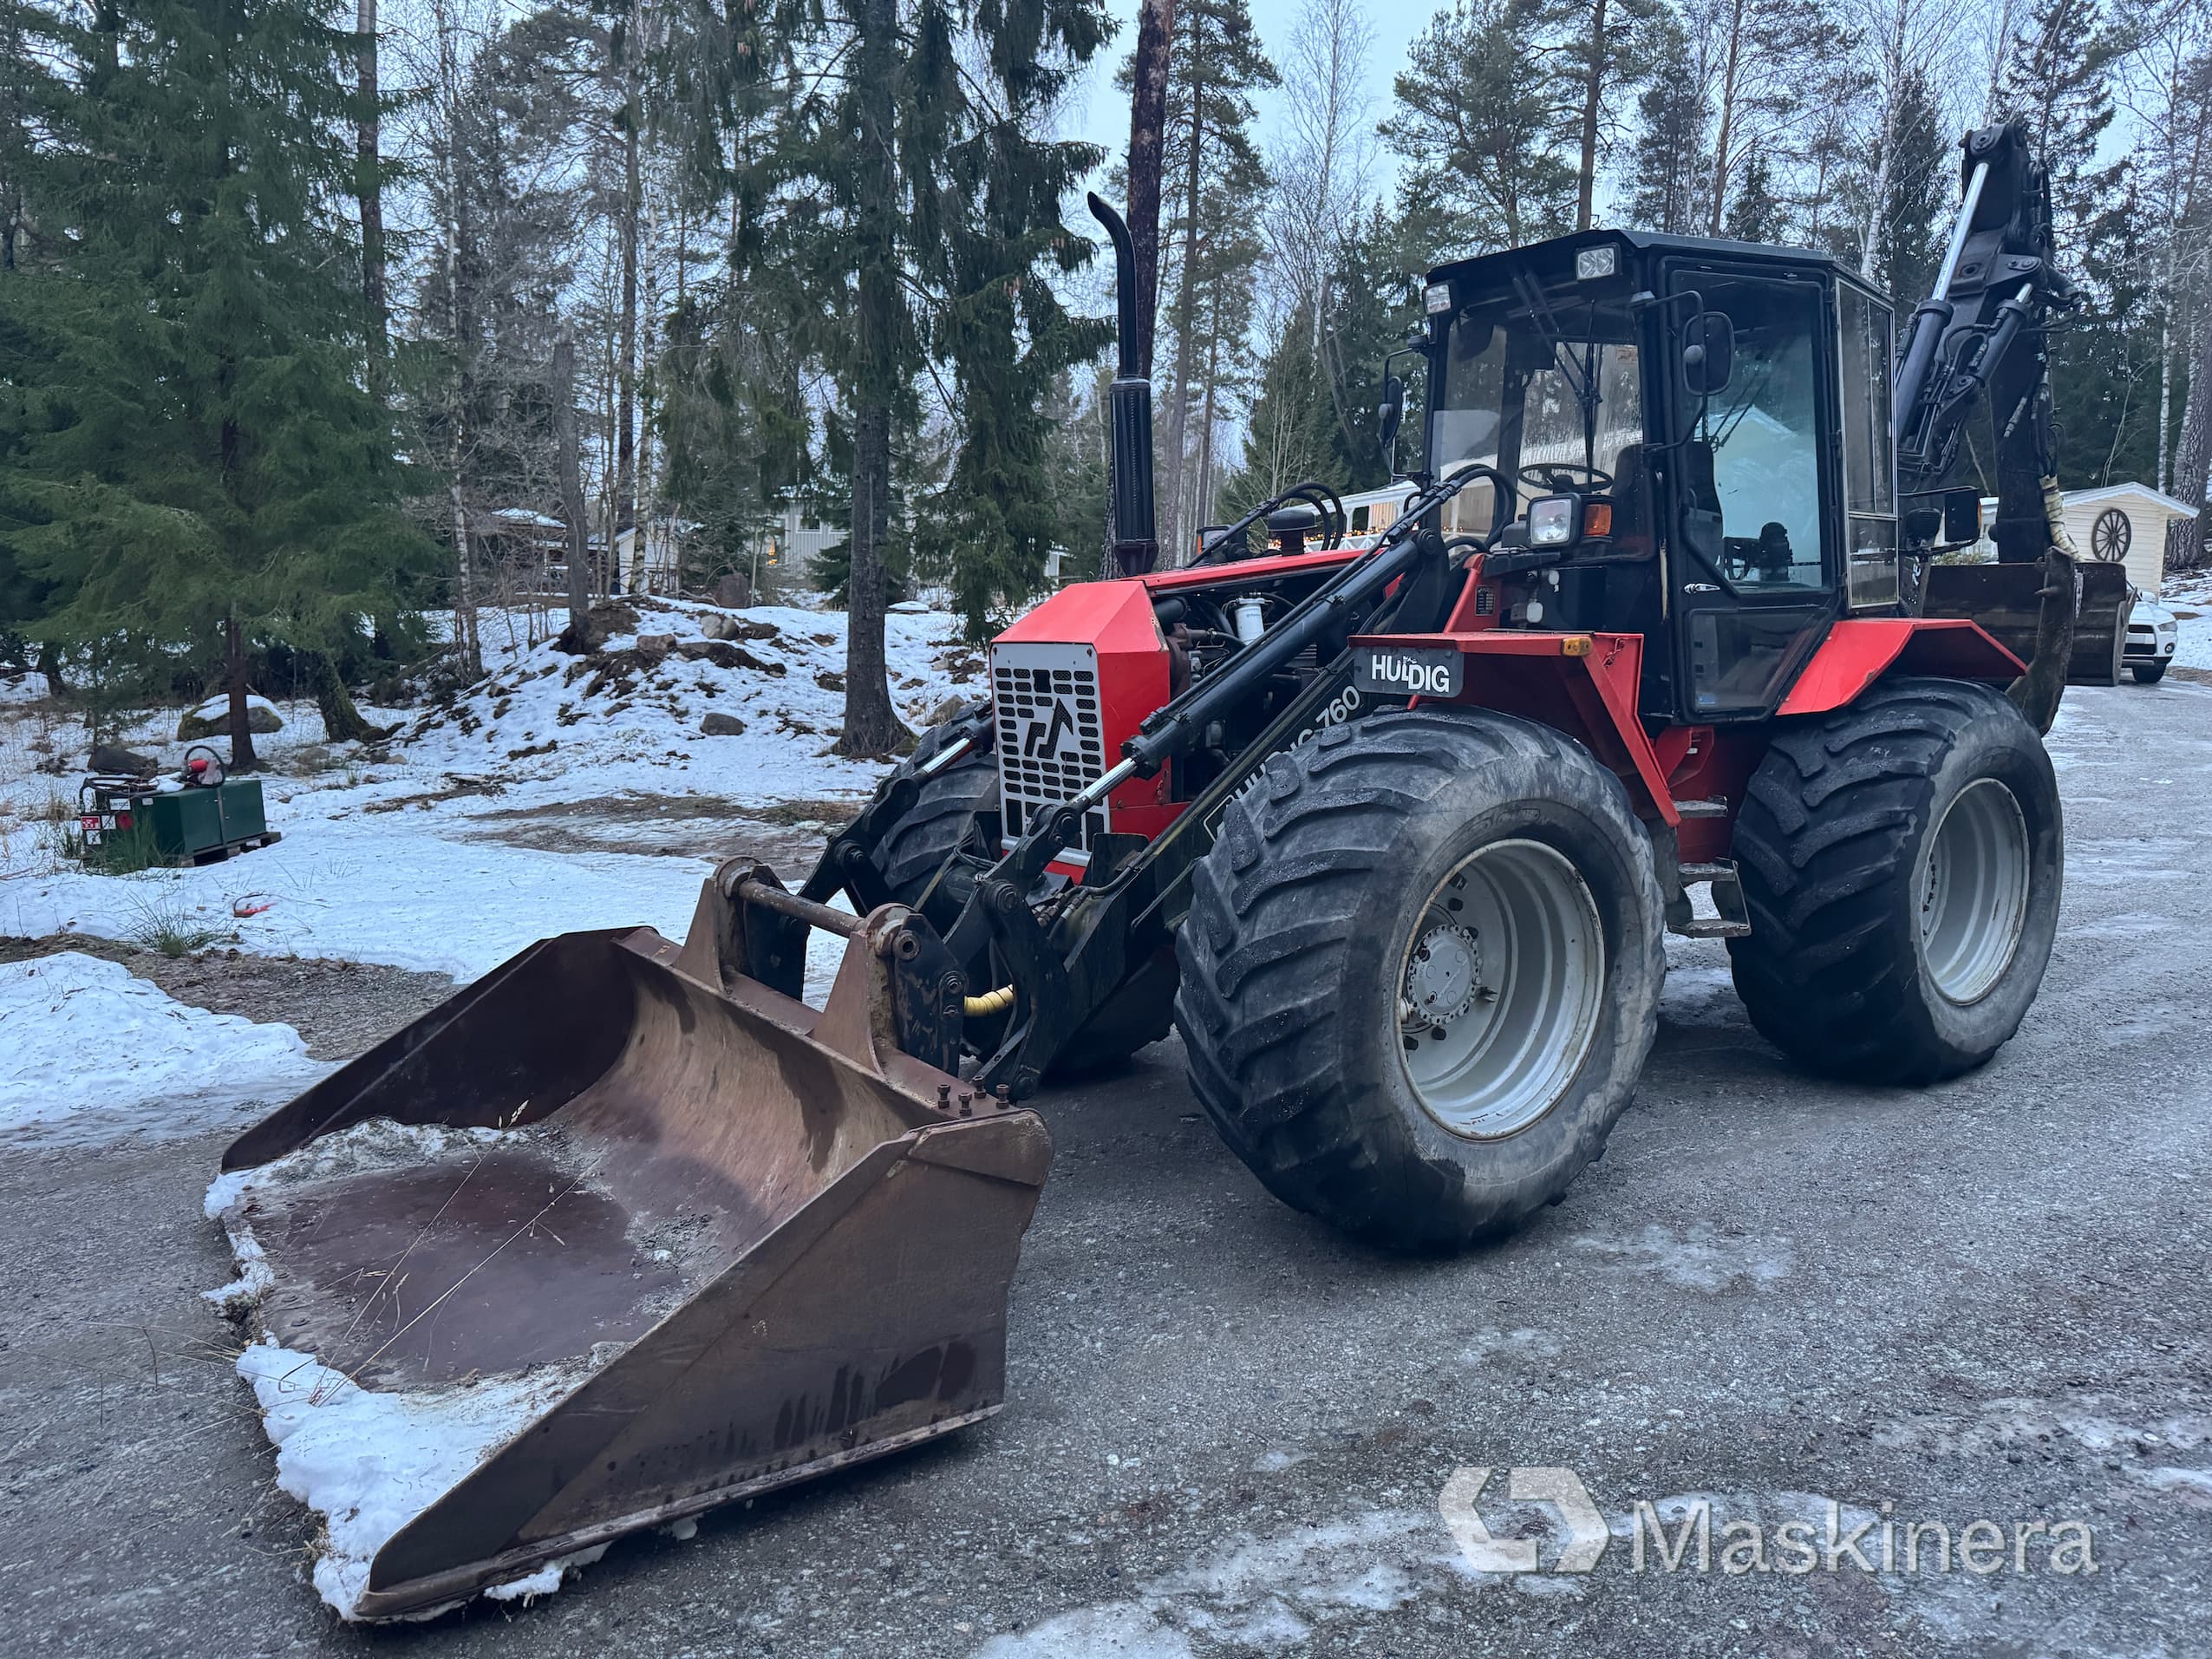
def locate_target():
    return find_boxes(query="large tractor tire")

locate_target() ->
[1174,709,1666,1251]
[867,708,1172,1074]
[871,709,998,904]
[1726,677,2061,1085]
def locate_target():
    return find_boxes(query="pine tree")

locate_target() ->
[1137,0,1274,565]
[1386,0,1578,261]
[0,0,432,764]
[1624,15,1707,233]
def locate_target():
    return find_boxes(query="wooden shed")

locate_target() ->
[1977,483,2200,596]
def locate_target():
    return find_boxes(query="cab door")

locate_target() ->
[1661,263,1843,721]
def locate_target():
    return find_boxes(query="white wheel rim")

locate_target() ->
[1397,839,1605,1139]
[1918,777,2031,1005]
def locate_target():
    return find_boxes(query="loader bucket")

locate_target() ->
[210,872,1048,1621]
[1922,557,2129,686]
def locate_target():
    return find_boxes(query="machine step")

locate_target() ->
[1670,856,1752,940]
[1673,798,1729,820]
[1674,917,1752,939]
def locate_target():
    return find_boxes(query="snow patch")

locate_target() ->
[0,952,329,1146]
[1570,1223,1792,1291]
[982,1508,1461,1657]
[234,1338,591,1619]
[1,601,976,983]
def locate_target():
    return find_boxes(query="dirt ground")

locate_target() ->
[4,683,2212,1656]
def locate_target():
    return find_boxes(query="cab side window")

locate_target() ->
[1686,276,1826,591]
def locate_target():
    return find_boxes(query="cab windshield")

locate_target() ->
[1430,285,1645,539]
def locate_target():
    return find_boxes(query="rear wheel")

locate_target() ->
[865,709,1171,1074]
[2131,660,2169,684]
[1726,677,2061,1084]
[1174,709,1665,1251]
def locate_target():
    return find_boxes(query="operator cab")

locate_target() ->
[1401,228,1900,725]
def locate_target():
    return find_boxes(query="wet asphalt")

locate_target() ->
[3,681,2209,1658]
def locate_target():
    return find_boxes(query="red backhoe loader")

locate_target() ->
[211,121,2118,1617]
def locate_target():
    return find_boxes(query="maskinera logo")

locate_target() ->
[1366,651,1455,694]
[1439,1466,2098,1577]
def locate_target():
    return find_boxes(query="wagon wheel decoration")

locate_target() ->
[2089,506,2131,563]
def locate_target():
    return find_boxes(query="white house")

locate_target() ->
[1975,482,2200,596]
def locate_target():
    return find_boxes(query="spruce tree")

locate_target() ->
[745,0,1110,728]
[0,0,431,764]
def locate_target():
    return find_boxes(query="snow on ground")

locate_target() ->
[0,598,977,980]
[0,951,330,1146]
[2160,570,2212,670]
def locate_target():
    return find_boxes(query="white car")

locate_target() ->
[2124,593,2178,683]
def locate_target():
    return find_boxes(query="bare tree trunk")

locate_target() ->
[1575,0,1608,232]
[437,5,480,678]
[225,611,258,772]
[613,0,643,582]
[2166,319,2212,571]
[1707,0,1745,236]
[557,326,590,628]
[837,0,907,758]
[1196,322,1221,532]
[1126,0,1176,380]
[356,0,386,382]
[1857,3,1908,283]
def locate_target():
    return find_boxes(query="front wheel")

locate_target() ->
[1174,709,1665,1251]
[1727,678,2062,1084]
[2131,660,2169,684]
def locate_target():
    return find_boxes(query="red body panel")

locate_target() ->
[993,572,2021,879]
[1777,617,2022,716]
[991,580,1177,873]
[1358,630,1682,825]
[1136,548,1363,593]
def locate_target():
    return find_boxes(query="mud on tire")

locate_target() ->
[1173,708,1666,1252]
[1726,677,2062,1085]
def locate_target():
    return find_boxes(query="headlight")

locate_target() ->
[1528,495,1580,547]
[1575,245,1617,281]
[2158,618,2178,636]
[1424,282,1453,317]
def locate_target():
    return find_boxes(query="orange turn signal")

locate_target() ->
[1582,502,1613,538]
[1562,636,1593,657]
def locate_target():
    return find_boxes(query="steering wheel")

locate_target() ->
[1517,461,1612,492]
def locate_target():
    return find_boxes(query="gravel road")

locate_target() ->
[3,683,2209,1658]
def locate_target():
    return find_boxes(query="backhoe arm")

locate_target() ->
[1896,121,2091,729]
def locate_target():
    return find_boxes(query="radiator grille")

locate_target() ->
[992,643,1108,859]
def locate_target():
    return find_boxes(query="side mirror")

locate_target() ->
[1682,311,1734,397]
[1941,486,1982,545]
[1377,374,1405,466]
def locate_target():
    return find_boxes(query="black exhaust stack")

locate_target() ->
[1087,193,1158,577]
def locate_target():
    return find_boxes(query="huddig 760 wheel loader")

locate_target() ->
[213,121,2117,1617]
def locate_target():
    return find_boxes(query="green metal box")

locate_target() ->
[79,778,277,868]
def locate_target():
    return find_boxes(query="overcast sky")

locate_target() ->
[1067,0,1426,206]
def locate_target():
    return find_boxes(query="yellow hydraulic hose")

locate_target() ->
[963,985,1016,1017]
